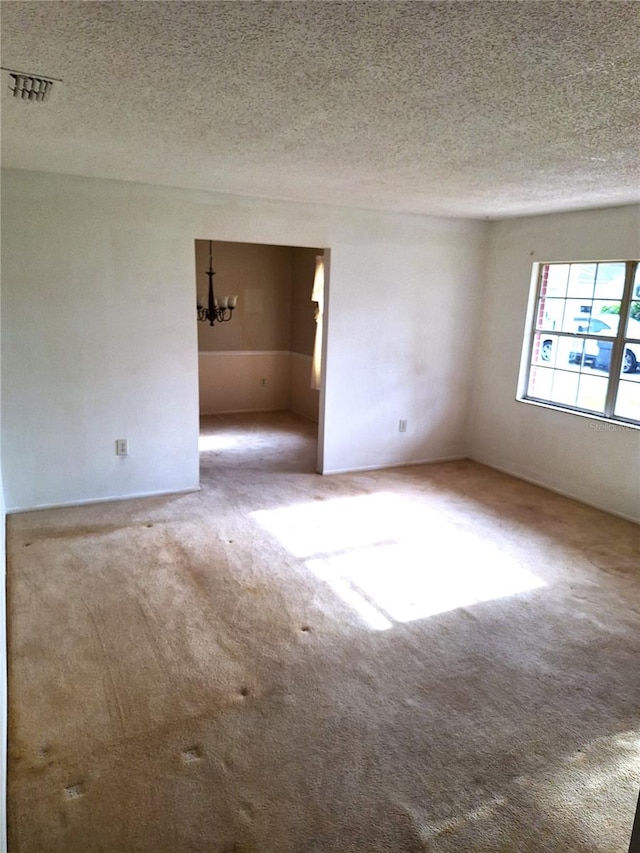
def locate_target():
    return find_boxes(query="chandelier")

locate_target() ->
[197,241,238,326]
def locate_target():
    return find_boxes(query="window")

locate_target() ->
[520,260,640,425]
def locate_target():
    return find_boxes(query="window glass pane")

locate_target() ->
[593,263,626,300]
[614,378,640,422]
[527,366,553,400]
[582,315,616,335]
[536,298,564,331]
[544,264,569,297]
[557,336,584,371]
[531,332,557,366]
[562,300,593,331]
[567,263,597,298]
[576,374,608,413]
[625,316,640,341]
[591,303,620,328]
[590,337,614,372]
[549,370,579,407]
[621,342,640,375]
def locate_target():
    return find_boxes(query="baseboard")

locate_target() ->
[6,486,200,515]
[198,350,290,357]
[321,454,466,475]
[200,406,286,416]
[200,407,318,424]
[287,407,319,424]
[469,457,640,525]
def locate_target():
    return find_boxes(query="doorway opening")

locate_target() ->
[194,240,326,479]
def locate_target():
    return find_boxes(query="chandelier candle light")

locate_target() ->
[197,241,238,326]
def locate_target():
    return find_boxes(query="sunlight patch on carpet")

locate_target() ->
[253,492,545,630]
[198,433,244,451]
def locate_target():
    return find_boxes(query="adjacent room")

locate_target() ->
[1,3,639,852]
[196,239,323,450]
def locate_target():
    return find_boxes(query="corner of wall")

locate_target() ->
[464,221,493,456]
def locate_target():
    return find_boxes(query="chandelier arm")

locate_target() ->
[197,303,235,325]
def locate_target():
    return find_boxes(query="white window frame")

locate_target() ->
[518,259,640,427]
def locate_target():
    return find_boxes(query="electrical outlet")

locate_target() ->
[115,439,129,456]
[399,419,407,433]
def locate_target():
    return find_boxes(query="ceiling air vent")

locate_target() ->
[1,68,60,103]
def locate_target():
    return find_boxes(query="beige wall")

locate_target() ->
[196,241,292,352]
[290,247,320,357]
[289,353,320,421]
[198,351,319,421]
[196,240,321,418]
[196,241,320,355]
[199,351,290,414]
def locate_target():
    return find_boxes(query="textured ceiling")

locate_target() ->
[1,0,639,219]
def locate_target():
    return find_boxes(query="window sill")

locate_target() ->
[515,396,640,431]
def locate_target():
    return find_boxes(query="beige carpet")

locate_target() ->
[7,411,640,852]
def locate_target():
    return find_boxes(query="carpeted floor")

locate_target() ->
[7,411,640,852]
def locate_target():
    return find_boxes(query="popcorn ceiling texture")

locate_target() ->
[1,1,638,218]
